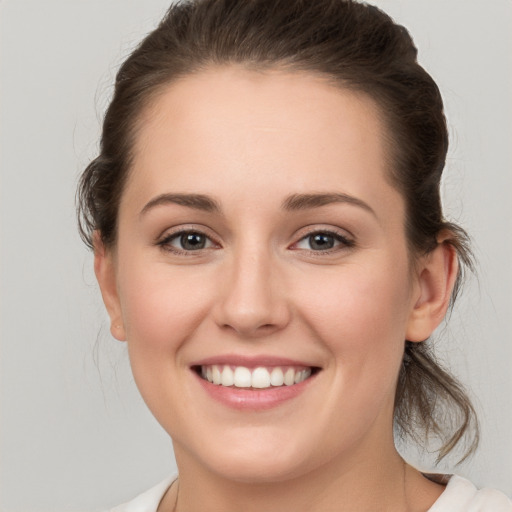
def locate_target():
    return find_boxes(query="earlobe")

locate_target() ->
[93,232,126,341]
[406,240,458,342]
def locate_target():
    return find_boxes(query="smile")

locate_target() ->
[199,365,313,389]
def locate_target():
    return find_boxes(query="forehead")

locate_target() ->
[125,66,401,222]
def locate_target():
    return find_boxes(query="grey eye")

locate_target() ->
[308,233,335,250]
[293,230,353,252]
[159,230,215,252]
[179,232,207,250]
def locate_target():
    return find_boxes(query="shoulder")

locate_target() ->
[102,474,511,512]
[105,476,175,512]
[428,475,512,512]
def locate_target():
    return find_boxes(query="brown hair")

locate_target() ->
[77,0,479,462]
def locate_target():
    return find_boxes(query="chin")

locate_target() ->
[181,428,326,485]
[209,454,313,484]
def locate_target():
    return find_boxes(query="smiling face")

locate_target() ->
[96,67,430,483]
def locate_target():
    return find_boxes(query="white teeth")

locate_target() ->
[212,365,222,385]
[284,368,295,386]
[294,369,310,384]
[251,367,271,388]
[201,365,313,389]
[270,367,284,386]
[301,368,312,381]
[233,366,252,388]
[221,365,234,386]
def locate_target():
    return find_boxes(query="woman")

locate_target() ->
[77,0,511,510]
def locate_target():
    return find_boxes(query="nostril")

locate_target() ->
[220,321,280,337]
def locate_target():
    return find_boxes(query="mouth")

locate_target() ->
[192,364,320,389]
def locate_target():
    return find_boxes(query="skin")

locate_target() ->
[95,67,458,511]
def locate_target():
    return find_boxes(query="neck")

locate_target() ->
[166,440,412,512]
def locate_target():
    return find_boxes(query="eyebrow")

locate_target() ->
[139,191,375,218]
[140,193,222,217]
[282,193,376,217]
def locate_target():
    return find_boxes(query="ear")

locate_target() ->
[406,239,458,342]
[93,232,126,341]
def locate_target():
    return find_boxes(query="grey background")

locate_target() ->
[0,1,511,511]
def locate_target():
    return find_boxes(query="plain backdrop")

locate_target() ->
[1,1,511,511]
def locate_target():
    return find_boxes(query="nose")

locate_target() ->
[214,247,291,338]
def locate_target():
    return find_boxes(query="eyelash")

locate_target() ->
[157,229,218,256]
[156,228,355,256]
[291,229,355,254]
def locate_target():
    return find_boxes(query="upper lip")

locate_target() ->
[190,354,319,368]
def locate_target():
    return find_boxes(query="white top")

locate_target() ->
[107,474,512,511]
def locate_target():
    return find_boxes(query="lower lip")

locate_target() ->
[194,371,317,410]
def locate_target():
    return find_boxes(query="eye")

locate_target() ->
[158,230,216,253]
[293,230,354,252]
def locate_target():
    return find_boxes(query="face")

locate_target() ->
[98,67,430,483]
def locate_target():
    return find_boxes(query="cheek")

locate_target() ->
[298,262,412,440]
[115,260,218,418]
[295,259,412,376]
[117,260,215,355]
